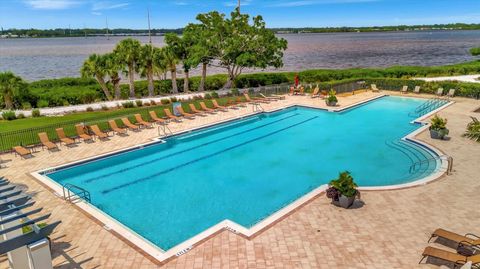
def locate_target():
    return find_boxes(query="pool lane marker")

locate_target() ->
[100,115,319,194]
[82,113,300,184]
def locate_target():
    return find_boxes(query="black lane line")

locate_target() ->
[101,116,319,194]
[83,113,300,184]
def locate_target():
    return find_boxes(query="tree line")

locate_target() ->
[3,23,480,38]
[81,9,288,101]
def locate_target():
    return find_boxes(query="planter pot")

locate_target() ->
[333,195,355,208]
[430,128,448,140]
[326,100,337,106]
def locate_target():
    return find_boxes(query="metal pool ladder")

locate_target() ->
[158,123,173,138]
[251,102,264,112]
[409,155,453,175]
[62,183,91,203]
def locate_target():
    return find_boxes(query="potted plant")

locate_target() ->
[429,114,449,140]
[325,89,338,106]
[326,171,360,208]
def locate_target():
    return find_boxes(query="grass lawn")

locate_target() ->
[0,97,246,151]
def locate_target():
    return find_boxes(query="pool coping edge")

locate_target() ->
[29,94,452,264]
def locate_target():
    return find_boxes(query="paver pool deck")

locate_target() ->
[1,91,479,269]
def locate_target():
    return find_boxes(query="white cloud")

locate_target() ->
[91,11,102,16]
[92,1,129,11]
[23,0,81,10]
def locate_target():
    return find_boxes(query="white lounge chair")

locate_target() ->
[436,88,444,97]
[371,84,380,92]
[401,86,408,94]
[413,86,421,94]
[447,89,456,98]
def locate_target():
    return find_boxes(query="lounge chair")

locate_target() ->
[189,104,206,116]
[371,84,380,92]
[38,132,58,151]
[75,124,94,142]
[436,88,444,97]
[311,87,320,98]
[108,120,127,135]
[55,128,76,146]
[134,114,153,128]
[90,125,109,140]
[164,108,181,122]
[299,86,305,95]
[428,229,480,249]
[121,118,140,131]
[260,93,282,101]
[447,89,456,98]
[413,86,421,94]
[149,111,167,124]
[199,102,216,113]
[212,100,228,111]
[243,93,269,104]
[401,85,408,94]
[419,246,480,268]
[289,86,295,95]
[235,97,248,107]
[176,106,195,119]
[13,146,32,159]
[226,99,241,109]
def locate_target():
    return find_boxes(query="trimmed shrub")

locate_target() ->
[135,100,143,107]
[211,92,219,98]
[21,102,32,110]
[204,93,212,99]
[170,97,178,103]
[1,111,17,121]
[150,100,156,106]
[86,106,94,112]
[17,113,26,119]
[101,105,109,111]
[121,101,135,108]
[160,99,170,105]
[37,99,49,108]
[32,109,41,117]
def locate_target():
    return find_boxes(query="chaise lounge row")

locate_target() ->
[11,96,275,158]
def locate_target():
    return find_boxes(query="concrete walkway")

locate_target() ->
[416,74,480,83]
[1,92,479,268]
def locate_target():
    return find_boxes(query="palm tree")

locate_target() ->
[80,54,113,101]
[161,46,180,94]
[153,48,168,81]
[0,72,26,109]
[104,53,123,100]
[113,38,141,98]
[138,44,156,97]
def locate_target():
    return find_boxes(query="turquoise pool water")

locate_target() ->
[45,96,439,250]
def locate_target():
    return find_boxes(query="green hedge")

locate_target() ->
[2,60,480,109]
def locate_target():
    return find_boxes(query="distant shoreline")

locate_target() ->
[2,23,480,39]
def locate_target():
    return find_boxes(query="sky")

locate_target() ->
[0,0,479,29]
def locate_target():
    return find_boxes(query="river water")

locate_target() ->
[1,30,479,81]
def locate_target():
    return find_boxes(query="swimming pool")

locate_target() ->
[43,96,441,251]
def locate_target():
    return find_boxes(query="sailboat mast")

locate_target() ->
[105,17,110,40]
[147,8,152,44]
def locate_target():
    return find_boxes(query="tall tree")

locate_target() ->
[114,38,141,98]
[138,44,156,97]
[164,33,198,92]
[0,72,27,109]
[80,54,114,101]
[196,9,288,88]
[104,53,123,100]
[161,46,180,94]
[183,23,219,91]
[153,47,168,81]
